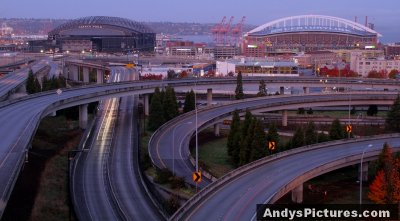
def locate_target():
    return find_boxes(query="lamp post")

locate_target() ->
[172,121,192,175]
[360,144,373,204]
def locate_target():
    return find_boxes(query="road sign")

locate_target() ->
[56,89,62,95]
[268,141,276,150]
[193,172,201,183]
[126,63,135,68]
[346,124,352,133]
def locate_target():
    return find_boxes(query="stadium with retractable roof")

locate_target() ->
[47,16,155,53]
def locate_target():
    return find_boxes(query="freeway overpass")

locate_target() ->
[148,92,398,185]
[170,134,400,221]
[0,78,398,218]
[0,57,53,101]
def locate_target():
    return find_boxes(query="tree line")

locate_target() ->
[148,87,196,131]
[227,110,271,167]
[227,111,356,167]
[26,69,66,94]
[368,143,400,204]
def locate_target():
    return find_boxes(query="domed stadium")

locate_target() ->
[243,15,382,57]
[48,16,155,53]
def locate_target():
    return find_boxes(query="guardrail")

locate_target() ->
[0,112,42,218]
[149,91,397,168]
[169,133,400,220]
[0,77,398,218]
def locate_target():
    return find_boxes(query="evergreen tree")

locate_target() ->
[304,121,318,145]
[292,126,305,148]
[51,75,59,89]
[34,78,41,93]
[227,110,240,156]
[329,118,345,140]
[58,75,66,87]
[350,106,356,115]
[249,119,267,162]
[235,71,244,99]
[367,105,378,116]
[41,76,51,91]
[163,86,179,121]
[266,123,280,154]
[239,117,255,166]
[183,89,195,113]
[297,108,305,115]
[232,110,252,166]
[307,108,313,115]
[257,80,267,97]
[148,87,165,131]
[317,132,330,143]
[26,69,36,94]
[386,94,400,132]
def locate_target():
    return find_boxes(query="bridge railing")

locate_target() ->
[169,133,400,220]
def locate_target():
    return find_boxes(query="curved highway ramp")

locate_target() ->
[72,68,163,220]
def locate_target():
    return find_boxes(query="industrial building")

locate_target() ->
[243,15,381,57]
[31,16,155,53]
[216,60,298,76]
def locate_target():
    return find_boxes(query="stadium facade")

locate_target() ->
[31,16,155,53]
[243,15,382,57]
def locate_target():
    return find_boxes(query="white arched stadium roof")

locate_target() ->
[248,15,382,37]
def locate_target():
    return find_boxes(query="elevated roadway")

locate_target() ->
[171,134,400,220]
[148,92,398,186]
[72,67,162,220]
[0,57,52,100]
[0,77,398,217]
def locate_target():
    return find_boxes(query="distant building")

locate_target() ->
[353,57,400,77]
[216,59,298,76]
[243,15,381,57]
[330,49,384,62]
[165,41,206,57]
[293,51,340,68]
[385,44,400,58]
[213,45,239,59]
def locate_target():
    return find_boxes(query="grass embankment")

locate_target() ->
[196,129,378,204]
[276,166,374,204]
[141,124,196,198]
[2,115,82,221]
[30,116,82,221]
[190,129,234,178]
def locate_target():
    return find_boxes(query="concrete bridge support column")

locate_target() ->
[207,88,213,106]
[144,94,149,116]
[280,86,285,95]
[79,104,88,129]
[70,65,79,81]
[358,162,369,182]
[291,184,303,203]
[96,69,103,84]
[83,67,89,83]
[282,110,288,127]
[214,123,220,137]
[63,65,69,79]
[303,87,310,94]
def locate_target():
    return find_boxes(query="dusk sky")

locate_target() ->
[2,0,399,42]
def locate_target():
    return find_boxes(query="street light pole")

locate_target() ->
[360,144,373,204]
[348,90,352,139]
[194,78,198,173]
[172,121,192,176]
